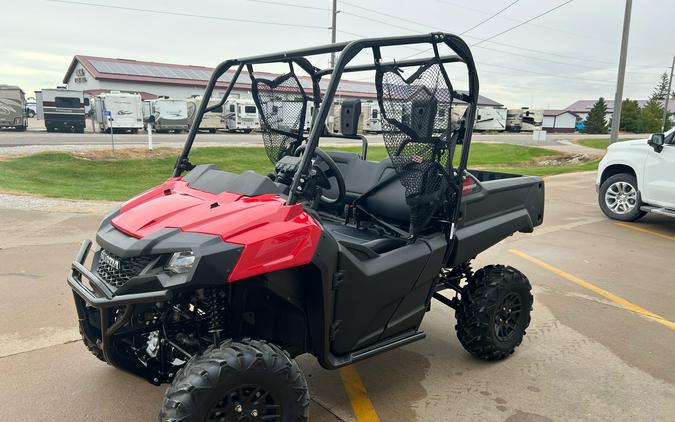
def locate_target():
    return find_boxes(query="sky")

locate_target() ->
[1,0,674,109]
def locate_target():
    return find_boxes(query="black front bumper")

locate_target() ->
[68,240,171,308]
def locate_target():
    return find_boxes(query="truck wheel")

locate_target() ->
[455,265,532,361]
[598,173,646,221]
[160,339,309,422]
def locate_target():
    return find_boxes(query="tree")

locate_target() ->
[641,96,664,133]
[619,99,641,133]
[654,72,670,100]
[583,97,609,134]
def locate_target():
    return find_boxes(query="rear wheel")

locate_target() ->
[160,339,309,422]
[455,265,532,361]
[599,173,646,221]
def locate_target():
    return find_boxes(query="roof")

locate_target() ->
[543,109,578,117]
[566,99,675,113]
[83,89,158,101]
[64,55,502,106]
[0,84,24,93]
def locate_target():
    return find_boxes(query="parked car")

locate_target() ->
[597,129,675,220]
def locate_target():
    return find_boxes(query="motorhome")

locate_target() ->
[520,108,544,131]
[473,107,507,131]
[187,96,223,133]
[36,88,86,132]
[224,99,259,132]
[143,98,189,133]
[0,85,28,131]
[93,92,143,133]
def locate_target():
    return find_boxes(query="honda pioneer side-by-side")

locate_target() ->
[67,33,544,421]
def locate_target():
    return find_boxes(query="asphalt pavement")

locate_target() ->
[1,172,674,421]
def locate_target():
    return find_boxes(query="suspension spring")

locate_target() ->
[207,288,227,342]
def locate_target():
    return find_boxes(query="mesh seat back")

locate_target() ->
[376,62,454,234]
[251,72,308,163]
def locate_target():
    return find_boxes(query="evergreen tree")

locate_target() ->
[641,96,664,133]
[583,97,608,134]
[654,72,670,100]
[619,99,641,133]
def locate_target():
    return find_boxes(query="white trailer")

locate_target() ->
[187,97,223,133]
[224,99,259,133]
[362,102,382,133]
[93,92,143,133]
[143,98,189,133]
[520,108,544,131]
[36,88,85,132]
[473,107,507,131]
[0,85,28,131]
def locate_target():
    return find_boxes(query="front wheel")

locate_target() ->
[160,339,309,422]
[455,265,533,361]
[598,173,646,221]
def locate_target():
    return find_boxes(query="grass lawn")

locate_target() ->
[0,144,589,201]
[576,138,610,150]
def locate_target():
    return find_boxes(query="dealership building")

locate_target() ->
[62,55,503,107]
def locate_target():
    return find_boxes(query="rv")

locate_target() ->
[36,88,86,132]
[473,107,507,131]
[362,102,382,133]
[0,85,28,131]
[520,108,544,131]
[506,109,523,132]
[187,97,223,133]
[143,98,189,133]
[224,99,259,132]
[93,92,143,133]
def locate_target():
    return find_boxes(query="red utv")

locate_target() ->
[67,33,544,421]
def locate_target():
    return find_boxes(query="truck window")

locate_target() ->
[83,98,90,106]
[372,110,378,118]
[55,97,80,108]
[210,106,223,114]
[230,104,235,112]
[244,106,257,114]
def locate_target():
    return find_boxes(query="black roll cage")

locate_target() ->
[173,32,479,230]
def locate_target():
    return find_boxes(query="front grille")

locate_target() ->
[95,249,155,288]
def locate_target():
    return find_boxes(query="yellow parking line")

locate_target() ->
[615,222,675,241]
[509,249,675,332]
[338,365,380,422]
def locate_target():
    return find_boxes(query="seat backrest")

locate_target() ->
[326,151,409,223]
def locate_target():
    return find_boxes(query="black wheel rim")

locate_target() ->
[207,384,281,422]
[493,292,523,342]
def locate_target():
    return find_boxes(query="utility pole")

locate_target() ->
[661,56,674,132]
[610,0,632,144]
[330,0,337,68]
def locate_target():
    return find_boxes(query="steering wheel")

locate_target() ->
[295,146,346,206]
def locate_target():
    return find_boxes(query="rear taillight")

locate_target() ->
[463,177,479,194]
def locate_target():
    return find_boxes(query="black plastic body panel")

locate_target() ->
[447,170,545,267]
[183,165,283,196]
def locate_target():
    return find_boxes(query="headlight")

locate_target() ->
[165,251,195,274]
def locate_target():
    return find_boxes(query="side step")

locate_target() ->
[640,206,675,217]
[324,331,426,368]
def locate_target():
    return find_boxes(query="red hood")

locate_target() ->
[112,179,307,241]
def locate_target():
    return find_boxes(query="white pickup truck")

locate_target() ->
[597,128,675,220]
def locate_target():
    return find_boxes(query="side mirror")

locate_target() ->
[648,133,664,152]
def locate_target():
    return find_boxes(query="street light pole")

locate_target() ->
[329,0,337,68]
[610,0,632,144]
[661,56,675,132]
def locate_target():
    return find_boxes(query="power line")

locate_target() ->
[46,0,329,29]
[247,0,329,11]
[460,0,520,35]
[472,0,575,46]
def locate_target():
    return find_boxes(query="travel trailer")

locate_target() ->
[187,96,223,133]
[520,108,544,131]
[36,88,86,132]
[473,107,507,131]
[0,85,28,131]
[224,99,259,132]
[93,92,143,133]
[362,101,382,133]
[143,98,189,133]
